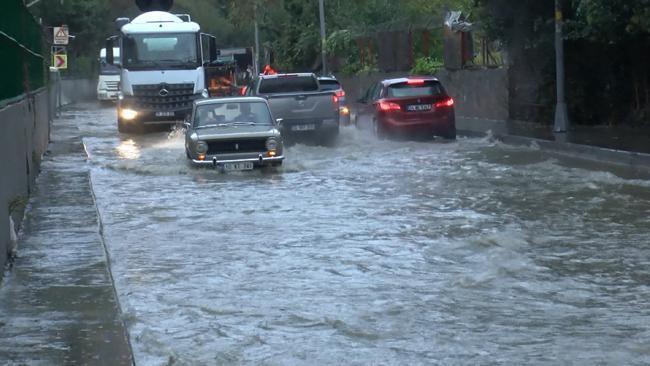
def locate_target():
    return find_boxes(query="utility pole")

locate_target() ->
[553,0,570,133]
[254,2,260,76]
[318,0,327,75]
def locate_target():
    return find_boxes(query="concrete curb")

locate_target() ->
[88,173,137,366]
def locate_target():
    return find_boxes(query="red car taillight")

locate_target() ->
[335,90,345,97]
[378,101,401,112]
[434,97,454,108]
[333,94,340,104]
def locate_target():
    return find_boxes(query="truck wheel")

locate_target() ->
[118,118,141,134]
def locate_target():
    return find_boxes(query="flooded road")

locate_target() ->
[77,103,650,365]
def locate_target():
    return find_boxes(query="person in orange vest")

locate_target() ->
[263,64,277,75]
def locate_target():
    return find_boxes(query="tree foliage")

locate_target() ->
[476,0,650,125]
[32,0,472,74]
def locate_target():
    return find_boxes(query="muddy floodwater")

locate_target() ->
[72,103,650,365]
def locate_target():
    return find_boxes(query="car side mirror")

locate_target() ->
[275,118,283,127]
[183,122,191,129]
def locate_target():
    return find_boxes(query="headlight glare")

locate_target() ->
[120,108,138,120]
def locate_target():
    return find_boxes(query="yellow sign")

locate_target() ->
[53,54,68,69]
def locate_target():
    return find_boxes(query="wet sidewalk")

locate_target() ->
[506,120,650,154]
[0,109,133,365]
[458,117,650,174]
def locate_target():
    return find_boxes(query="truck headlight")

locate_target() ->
[266,138,278,151]
[201,89,209,98]
[120,108,138,120]
[195,141,208,154]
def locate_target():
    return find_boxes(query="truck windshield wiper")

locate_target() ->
[159,59,198,68]
[129,60,164,68]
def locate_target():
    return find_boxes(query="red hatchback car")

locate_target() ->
[354,77,456,139]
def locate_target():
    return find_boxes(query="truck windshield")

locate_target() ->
[123,33,199,70]
[99,57,121,75]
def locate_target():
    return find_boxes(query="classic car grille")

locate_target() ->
[132,83,196,110]
[105,81,119,91]
[207,139,267,155]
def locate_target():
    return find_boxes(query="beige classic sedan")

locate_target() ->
[184,97,284,171]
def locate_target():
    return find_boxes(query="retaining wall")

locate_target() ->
[0,90,51,277]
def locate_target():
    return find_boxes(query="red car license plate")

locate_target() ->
[407,104,432,112]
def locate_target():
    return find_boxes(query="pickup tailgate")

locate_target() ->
[257,75,339,133]
[266,91,339,127]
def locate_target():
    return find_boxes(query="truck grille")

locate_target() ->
[207,139,267,155]
[132,83,196,110]
[105,81,119,91]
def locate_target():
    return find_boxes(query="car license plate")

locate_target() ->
[291,124,316,131]
[222,162,254,171]
[407,104,432,112]
[155,111,175,117]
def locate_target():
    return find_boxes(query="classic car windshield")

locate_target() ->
[194,102,273,127]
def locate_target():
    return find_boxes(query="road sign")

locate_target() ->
[52,53,68,69]
[53,26,69,45]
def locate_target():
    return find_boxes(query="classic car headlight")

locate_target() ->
[195,141,208,154]
[266,137,278,151]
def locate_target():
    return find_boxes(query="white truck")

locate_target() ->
[97,47,121,101]
[105,11,217,133]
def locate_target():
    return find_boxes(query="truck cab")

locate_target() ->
[106,11,217,133]
[97,47,121,101]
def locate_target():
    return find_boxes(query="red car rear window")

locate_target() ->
[387,81,444,98]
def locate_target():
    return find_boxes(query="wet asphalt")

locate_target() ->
[2,102,650,365]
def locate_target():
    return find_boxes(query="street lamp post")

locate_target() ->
[554,0,570,133]
[318,0,327,75]
[254,3,260,75]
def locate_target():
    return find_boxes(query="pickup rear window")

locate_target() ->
[318,79,341,91]
[258,76,319,94]
[387,81,444,98]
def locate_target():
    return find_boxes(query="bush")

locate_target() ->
[410,57,443,75]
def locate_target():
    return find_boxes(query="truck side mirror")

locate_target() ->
[105,39,114,65]
[209,37,218,63]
